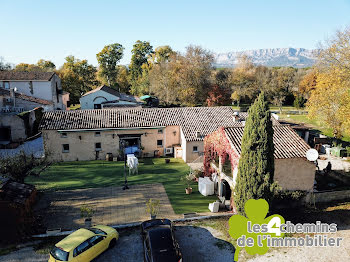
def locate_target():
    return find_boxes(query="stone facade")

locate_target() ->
[42,126,184,162]
[0,115,26,142]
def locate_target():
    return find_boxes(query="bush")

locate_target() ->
[145,199,160,217]
[80,205,95,218]
[0,153,42,182]
[274,190,306,201]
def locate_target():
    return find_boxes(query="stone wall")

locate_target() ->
[42,126,182,162]
[306,190,350,203]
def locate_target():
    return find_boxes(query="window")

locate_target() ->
[0,82,3,88]
[193,146,198,152]
[158,129,163,134]
[94,104,102,109]
[89,235,104,246]
[157,140,163,147]
[50,247,69,261]
[88,228,107,235]
[56,82,59,103]
[95,131,101,137]
[73,240,91,257]
[62,144,69,153]
[95,142,102,151]
[61,132,67,138]
[4,81,10,89]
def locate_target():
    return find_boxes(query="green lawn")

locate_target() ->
[25,158,217,214]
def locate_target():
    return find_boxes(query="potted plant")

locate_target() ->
[192,169,203,182]
[181,174,194,194]
[80,205,95,228]
[146,198,160,219]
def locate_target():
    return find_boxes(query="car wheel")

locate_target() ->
[109,238,117,249]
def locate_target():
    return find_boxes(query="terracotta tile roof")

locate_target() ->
[224,125,310,159]
[0,88,52,105]
[0,71,55,81]
[40,107,250,141]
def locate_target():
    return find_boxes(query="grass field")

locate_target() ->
[25,158,217,214]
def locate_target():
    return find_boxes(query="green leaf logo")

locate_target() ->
[229,199,285,261]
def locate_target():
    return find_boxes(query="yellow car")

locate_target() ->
[48,225,118,262]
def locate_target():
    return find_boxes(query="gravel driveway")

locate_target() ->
[0,225,234,262]
[96,225,234,262]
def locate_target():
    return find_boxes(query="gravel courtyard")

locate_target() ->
[36,184,178,231]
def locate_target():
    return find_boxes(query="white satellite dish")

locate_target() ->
[306,149,319,161]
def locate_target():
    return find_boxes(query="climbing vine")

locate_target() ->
[203,127,239,176]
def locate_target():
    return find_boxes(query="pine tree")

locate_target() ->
[234,92,275,216]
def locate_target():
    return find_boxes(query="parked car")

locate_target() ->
[141,219,182,262]
[48,225,118,262]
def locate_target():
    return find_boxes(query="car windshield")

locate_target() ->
[88,228,107,235]
[50,246,69,261]
[149,228,174,251]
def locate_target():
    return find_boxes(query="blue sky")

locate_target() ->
[1,0,350,67]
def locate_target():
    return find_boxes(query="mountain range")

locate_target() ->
[214,48,319,68]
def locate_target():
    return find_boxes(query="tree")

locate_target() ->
[14,63,43,72]
[307,70,350,138]
[231,90,241,106]
[234,92,275,216]
[57,56,98,104]
[116,65,130,93]
[151,45,175,63]
[129,40,153,95]
[0,57,12,70]
[148,45,213,106]
[299,69,317,98]
[149,58,176,105]
[206,85,231,106]
[96,43,124,88]
[307,27,350,138]
[37,59,56,71]
[230,56,259,103]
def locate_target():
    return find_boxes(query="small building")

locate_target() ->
[204,125,315,208]
[0,175,37,240]
[79,85,141,109]
[39,107,242,162]
[0,71,68,110]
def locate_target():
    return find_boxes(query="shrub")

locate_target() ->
[145,199,160,217]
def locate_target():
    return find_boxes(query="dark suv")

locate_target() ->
[141,219,182,262]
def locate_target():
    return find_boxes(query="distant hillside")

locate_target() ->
[214,48,319,68]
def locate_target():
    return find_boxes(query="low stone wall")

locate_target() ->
[306,190,350,203]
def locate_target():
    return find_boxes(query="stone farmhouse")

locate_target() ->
[204,124,315,208]
[80,85,141,109]
[39,106,242,162]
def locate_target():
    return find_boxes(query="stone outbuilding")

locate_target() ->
[204,125,316,208]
